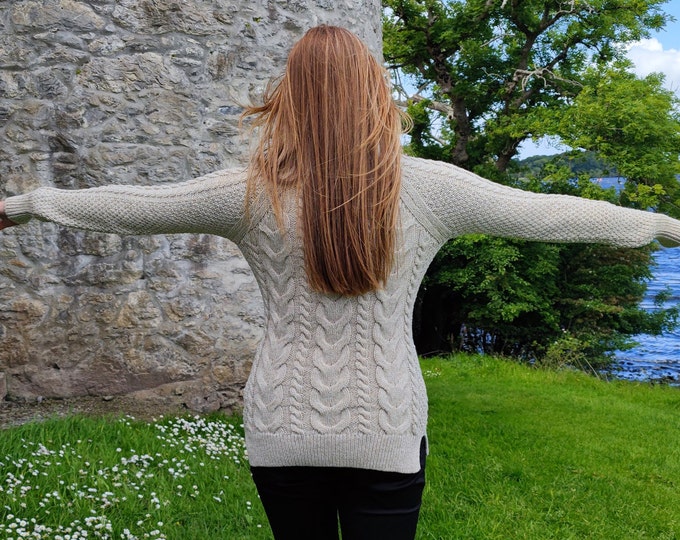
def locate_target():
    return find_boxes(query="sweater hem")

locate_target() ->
[245,431,426,474]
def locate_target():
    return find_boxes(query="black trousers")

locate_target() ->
[250,438,427,540]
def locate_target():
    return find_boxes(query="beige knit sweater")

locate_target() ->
[5,156,680,473]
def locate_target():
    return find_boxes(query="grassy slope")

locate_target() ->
[1,355,680,539]
[420,355,680,539]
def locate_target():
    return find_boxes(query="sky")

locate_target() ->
[626,1,680,92]
[519,0,680,157]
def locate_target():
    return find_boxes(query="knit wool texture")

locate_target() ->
[6,155,680,473]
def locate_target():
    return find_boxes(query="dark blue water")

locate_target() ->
[610,248,680,384]
[591,177,680,383]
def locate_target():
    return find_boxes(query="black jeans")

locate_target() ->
[250,438,427,540]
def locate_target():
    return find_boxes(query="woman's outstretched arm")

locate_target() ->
[0,169,250,241]
[404,155,680,249]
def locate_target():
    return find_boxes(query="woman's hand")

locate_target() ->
[0,201,18,230]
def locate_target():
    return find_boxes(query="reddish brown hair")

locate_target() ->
[243,25,406,296]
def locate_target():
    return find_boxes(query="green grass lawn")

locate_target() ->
[1,354,680,539]
[420,355,680,539]
[0,415,267,539]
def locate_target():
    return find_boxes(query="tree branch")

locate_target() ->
[512,67,583,93]
[394,94,455,121]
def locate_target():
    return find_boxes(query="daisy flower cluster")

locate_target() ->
[422,367,442,379]
[0,415,256,540]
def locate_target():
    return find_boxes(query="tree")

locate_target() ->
[556,66,680,214]
[384,0,671,171]
[383,0,680,364]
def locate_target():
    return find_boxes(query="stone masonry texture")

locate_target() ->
[0,0,381,412]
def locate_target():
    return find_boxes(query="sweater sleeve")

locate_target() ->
[403,156,680,248]
[3,169,250,241]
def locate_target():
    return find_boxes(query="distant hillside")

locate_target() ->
[515,151,619,178]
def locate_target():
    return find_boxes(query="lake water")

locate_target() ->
[591,177,680,384]
[610,247,680,384]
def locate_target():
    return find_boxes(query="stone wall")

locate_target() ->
[0,0,381,411]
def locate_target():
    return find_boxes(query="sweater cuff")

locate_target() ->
[3,193,36,225]
[654,214,680,248]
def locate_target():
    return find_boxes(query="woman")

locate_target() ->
[1,25,679,540]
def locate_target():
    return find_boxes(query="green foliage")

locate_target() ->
[384,0,671,170]
[555,66,680,215]
[385,0,680,366]
[417,162,678,364]
[420,235,561,357]
[541,332,593,370]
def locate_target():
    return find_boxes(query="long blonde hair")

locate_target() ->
[243,25,406,296]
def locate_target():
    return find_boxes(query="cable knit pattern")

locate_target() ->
[310,295,354,434]
[6,154,680,473]
[290,287,313,435]
[374,284,411,435]
[240,211,294,435]
[355,294,375,435]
